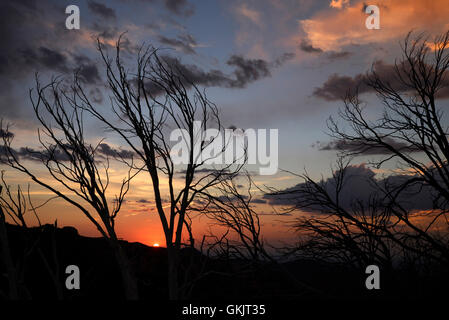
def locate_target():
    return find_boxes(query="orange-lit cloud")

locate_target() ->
[301,0,449,52]
[330,0,350,9]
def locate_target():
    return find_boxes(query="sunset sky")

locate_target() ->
[1,0,448,246]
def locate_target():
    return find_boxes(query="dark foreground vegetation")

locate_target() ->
[1,223,447,300]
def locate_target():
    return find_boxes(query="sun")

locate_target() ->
[153,243,160,247]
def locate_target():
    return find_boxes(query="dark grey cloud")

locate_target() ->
[178,168,228,174]
[313,60,449,101]
[264,164,435,212]
[88,1,116,20]
[78,64,101,84]
[299,39,323,53]
[216,195,248,203]
[136,199,152,204]
[251,198,267,204]
[164,0,194,16]
[273,52,296,67]
[73,54,101,84]
[122,0,194,16]
[326,51,353,61]
[0,146,72,163]
[0,142,134,163]
[20,147,72,162]
[144,52,292,94]
[143,55,228,94]
[313,73,366,101]
[0,1,100,81]
[157,34,197,54]
[20,47,69,74]
[314,137,420,155]
[91,22,119,40]
[0,1,71,78]
[14,48,101,84]
[299,38,352,61]
[227,55,271,88]
[0,1,103,120]
[97,143,135,159]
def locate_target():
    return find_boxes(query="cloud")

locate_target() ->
[20,47,69,74]
[157,34,197,54]
[329,0,350,9]
[73,54,101,84]
[226,55,271,88]
[88,1,116,20]
[0,143,134,163]
[313,60,449,101]
[314,137,421,155]
[273,52,296,67]
[0,1,90,78]
[136,199,152,204]
[213,195,266,205]
[326,51,353,60]
[299,39,323,53]
[313,73,366,101]
[164,0,194,16]
[144,52,293,94]
[10,146,72,163]
[97,143,135,159]
[178,168,228,174]
[235,3,263,27]
[264,164,435,212]
[119,0,194,16]
[91,22,119,40]
[0,1,103,120]
[299,39,353,62]
[300,0,449,52]
[144,55,228,93]
[13,47,101,85]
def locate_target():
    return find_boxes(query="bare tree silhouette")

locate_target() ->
[279,159,395,270]
[71,36,243,299]
[196,173,271,262]
[277,31,449,269]
[194,173,323,296]
[0,77,140,299]
[0,172,44,299]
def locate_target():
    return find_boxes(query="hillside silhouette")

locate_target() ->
[1,223,447,300]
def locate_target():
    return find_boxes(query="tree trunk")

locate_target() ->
[111,241,139,300]
[167,245,180,300]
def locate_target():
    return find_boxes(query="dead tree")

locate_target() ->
[275,160,395,270]
[277,31,449,268]
[195,174,271,262]
[0,171,43,299]
[73,36,242,299]
[1,76,140,299]
[325,31,449,265]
